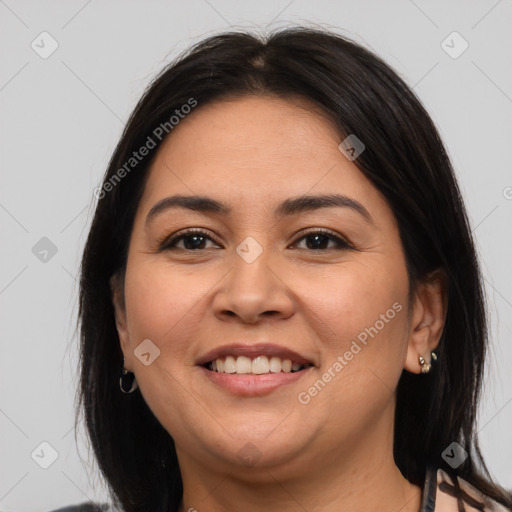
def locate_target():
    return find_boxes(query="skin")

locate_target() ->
[111,95,447,512]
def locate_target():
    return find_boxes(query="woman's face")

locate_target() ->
[113,95,424,477]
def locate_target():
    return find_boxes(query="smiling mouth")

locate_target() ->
[204,355,314,375]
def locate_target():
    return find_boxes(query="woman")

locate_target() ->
[66,27,511,512]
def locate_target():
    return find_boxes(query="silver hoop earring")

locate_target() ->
[119,368,138,393]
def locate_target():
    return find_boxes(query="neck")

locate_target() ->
[176,404,422,512]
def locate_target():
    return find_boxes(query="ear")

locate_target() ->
[404,268,448,374]
[110,272,133,371]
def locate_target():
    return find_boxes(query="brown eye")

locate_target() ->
[157,229,220,251]
[292,230,353,251]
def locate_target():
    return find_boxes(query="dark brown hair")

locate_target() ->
[76,26,512,512]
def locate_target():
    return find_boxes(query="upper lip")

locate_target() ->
[196,343,316,367]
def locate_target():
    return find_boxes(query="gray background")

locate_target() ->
[1,1,511,510]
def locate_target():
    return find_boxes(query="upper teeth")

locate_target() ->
[209,355,308,374]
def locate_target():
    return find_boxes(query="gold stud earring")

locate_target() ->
[419,351,437,374]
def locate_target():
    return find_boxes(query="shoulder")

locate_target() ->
[47,503,121,512]
[434,468,511,512]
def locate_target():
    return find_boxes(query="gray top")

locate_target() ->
[48,504,120,512]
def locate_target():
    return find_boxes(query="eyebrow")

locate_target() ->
[145,193,374,225]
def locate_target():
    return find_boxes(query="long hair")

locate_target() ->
[76,26,512,512]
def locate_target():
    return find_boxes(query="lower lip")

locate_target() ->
[198,365,313,396]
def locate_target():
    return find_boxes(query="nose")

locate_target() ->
[212,241,296,325]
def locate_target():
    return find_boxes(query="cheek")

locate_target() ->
[295,275,408,436]
[123,260,213,357]
[303,264,408,351]
[121,262,215,437]
[296,260,410,412]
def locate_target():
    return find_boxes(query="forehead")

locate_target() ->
[137,95,391,225]
[150,96,336,172]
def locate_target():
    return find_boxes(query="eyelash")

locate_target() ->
[156,228,353,252]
